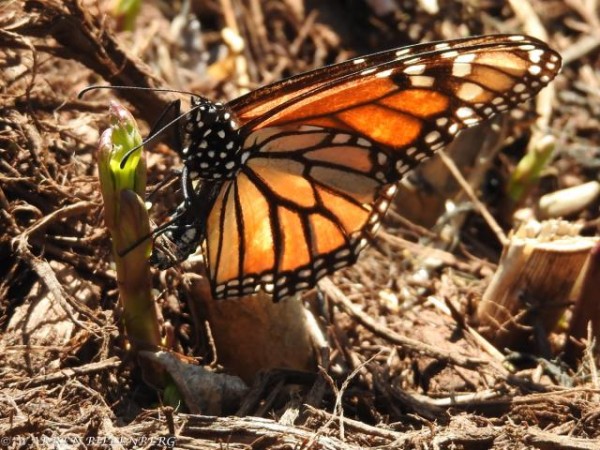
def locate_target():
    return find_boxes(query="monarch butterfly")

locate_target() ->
[154,34,561,302]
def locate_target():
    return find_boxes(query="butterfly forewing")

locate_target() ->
[229,34,559,129]
[242,38,560,168]
[176,35,561,301]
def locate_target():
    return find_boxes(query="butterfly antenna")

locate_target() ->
[77,84,199,99]
[118,103,202,169]
[147,170,181,201]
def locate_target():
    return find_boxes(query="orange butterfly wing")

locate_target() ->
[205,127,397,299]
[203,35,561,301]
[245,35,560,153]
[229,34,559,129]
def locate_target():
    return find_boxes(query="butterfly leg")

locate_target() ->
[146,169,181,203]
[150,166,202,268]
[150,166,222,269]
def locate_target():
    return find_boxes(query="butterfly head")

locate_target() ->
[181,97,242,180]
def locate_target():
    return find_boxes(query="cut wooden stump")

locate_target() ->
[564,242,600,367]
[476,220,598,352]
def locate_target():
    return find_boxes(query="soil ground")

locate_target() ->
[2,1,600,449]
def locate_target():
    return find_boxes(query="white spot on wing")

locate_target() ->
[405,57,422,64]
[299,269,312,279]
[376,69,394,78]
[333,261,347,270]
[456,106,474,118]
[316,268,328,279]
[456,82,484,101]
[456,53,476,64]
[425,130,441,143]
[396,161,409,173]
[410,76,435,87]
[299,125,323,132]
[336,248,351,258]
[441,50,459,59]
[357,137,372,147]
[404,64,426,75]
[333,134,351,144]
[529,49,544,63]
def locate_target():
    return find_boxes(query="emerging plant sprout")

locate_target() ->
[97,102,163,382]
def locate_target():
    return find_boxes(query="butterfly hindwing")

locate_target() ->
[205,126,398,300]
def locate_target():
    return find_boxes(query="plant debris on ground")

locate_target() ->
[1,0,600,449]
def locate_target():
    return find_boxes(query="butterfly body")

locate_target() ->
[154,34,561,302]
[181,98,243,180]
